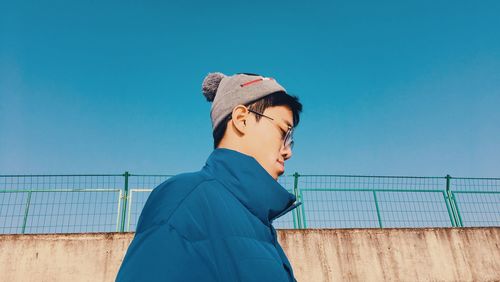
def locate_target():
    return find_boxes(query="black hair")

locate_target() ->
[212,91,303,149]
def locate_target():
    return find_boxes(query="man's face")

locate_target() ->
[245,105,294,180]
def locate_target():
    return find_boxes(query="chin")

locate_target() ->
[275,171,284,180]
[269,170,279,180]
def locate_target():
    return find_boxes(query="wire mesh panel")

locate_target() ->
[376,191,453,227]
[300,189,380,228]
[297,175,450,228]
[451,178,500,192]
[451,178,500,227]
[298,175,445,191]
[0,191,29,234]
[25,190,121,233]
[453,192,500,226]
[0,175,123,234]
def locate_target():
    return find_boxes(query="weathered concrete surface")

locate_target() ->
[279,228,500,282]
[0,228,499,282]
[0,232,131,282]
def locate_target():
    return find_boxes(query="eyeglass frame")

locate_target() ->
[246,108,294,150]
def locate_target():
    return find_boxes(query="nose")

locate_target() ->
[280,144,292,161]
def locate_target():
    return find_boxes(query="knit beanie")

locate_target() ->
[202,72,287,131]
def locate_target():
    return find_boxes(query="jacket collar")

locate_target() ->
[203,148,301,226]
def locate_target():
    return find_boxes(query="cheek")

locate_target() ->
[261,137,281,164]
[259,132,281,154]
[250,126,281,161]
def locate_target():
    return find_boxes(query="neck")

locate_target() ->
[217,140,248,155]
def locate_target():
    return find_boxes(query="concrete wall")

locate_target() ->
[1,228,499,282]
[279,228,500,281]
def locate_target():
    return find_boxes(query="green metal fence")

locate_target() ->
[0,173,498,234]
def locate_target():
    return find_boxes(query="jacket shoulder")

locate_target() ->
[135,170,214,233]
[168,179,267,242]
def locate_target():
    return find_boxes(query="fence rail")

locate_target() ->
[0,173,499,234]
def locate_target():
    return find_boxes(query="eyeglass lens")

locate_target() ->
[284,127,294,149]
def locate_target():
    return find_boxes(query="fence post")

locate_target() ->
[21,191,32,234]
[446,174,463,227]
[445,174,456,227]
[372,190,383,228]
[120,171,130,232]
[293,172,304,229]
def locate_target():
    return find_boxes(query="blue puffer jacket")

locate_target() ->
[116,148,301,282]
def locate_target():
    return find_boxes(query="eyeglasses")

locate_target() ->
[247,109,294,150]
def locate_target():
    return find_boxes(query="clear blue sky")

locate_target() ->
[1,0,499,177]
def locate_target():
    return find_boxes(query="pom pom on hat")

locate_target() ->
[202,72,226,102]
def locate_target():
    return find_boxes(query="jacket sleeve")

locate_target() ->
[115,222,219,282]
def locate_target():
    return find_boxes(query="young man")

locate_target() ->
[116,72,303,281]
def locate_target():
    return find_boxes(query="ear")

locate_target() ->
[230,105,249,134]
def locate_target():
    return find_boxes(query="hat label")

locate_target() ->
[240,77,274,88]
